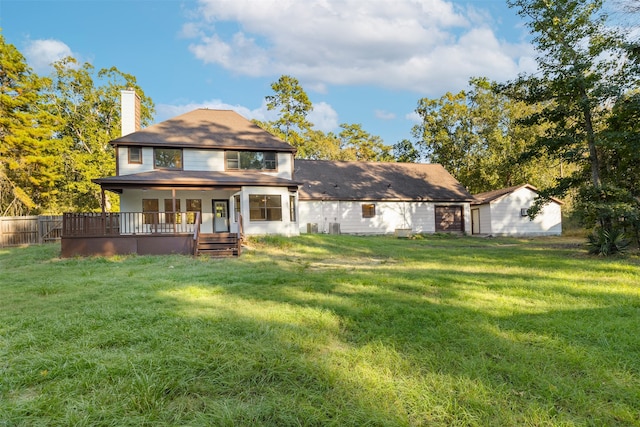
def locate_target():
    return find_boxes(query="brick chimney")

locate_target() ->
[121,89,141,136]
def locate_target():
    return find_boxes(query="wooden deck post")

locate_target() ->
[101,188,107,235]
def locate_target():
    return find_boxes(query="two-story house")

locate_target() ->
[61,90,301,257]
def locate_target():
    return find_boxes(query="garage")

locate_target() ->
[435,206,464,232]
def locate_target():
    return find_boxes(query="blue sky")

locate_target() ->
[2,0,537,146]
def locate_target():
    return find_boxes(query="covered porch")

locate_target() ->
[60,170,299,257]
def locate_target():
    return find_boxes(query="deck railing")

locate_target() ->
[192,212,201,257]
[63,212,199,237]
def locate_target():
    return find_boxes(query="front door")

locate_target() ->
[213,200,229,233]
[471,208,480,234]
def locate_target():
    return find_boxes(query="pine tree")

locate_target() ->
[0,35,62,215]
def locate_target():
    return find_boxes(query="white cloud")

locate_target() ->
[405,111,422,123]
[184,0,536,95]
[375,110,396,120]
[308,102,339,132]
[155,99,277,124]
[157,98,339,133]
[24,39,75,74]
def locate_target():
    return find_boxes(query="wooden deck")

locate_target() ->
[61,212,240,258]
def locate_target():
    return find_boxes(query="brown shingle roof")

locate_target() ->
[111,109,295,152]
[294,160,473,202]
[94,170,300,192]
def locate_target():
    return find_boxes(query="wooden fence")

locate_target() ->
[0,215,63,247]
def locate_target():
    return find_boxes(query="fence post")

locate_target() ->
[38,216,44,244]
[0,217,4,248]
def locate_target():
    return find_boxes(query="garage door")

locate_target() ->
[435,206,464,232]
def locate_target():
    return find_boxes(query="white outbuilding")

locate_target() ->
[471,184,563,236]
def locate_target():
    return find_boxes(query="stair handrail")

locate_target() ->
[193,211,201,256]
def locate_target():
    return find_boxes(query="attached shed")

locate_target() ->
[294,160,474,235]
[471,184,563,236]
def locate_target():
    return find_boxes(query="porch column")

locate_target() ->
[172,188,176,233]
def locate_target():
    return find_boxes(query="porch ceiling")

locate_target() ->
[93,170,301,193]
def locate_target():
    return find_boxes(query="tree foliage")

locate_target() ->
[505,0,639,244]
[46,58,154,211]
[260,75,392,162]
[0,34,155,214]
[337,123,393,162]
[0,35,62,215]
[412,78,558,193]
[265,75,313,148]
[393,139,420,163]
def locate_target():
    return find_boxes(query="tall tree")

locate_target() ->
[413,78,556,193]
[300,129,342,160]
[337,123,393,162]
[0,35,62,215]
[46,57,154,211]
[265,75,313,150]
[260,74,397,162]
[506,0,636,239]
[393,139,420,163]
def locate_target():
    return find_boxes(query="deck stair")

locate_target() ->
[195,233,240,257]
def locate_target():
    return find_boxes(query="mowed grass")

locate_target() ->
[1,235,639,426]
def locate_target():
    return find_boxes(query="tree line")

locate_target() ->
[1,35,154,215]
[1,0,638,252]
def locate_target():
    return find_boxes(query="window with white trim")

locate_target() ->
[249,195,282,221]
[362,203,376,218]
[226,151,277,170]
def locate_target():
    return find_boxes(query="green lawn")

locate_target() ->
[1,235,639,426]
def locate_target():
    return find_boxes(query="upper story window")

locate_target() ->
[154,148,183,170]
[128,146,142,164]
[226,151,277,171]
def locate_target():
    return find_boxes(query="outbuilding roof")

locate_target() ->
[294,160,473,202]
[472,184,563,205]
[110,109,296,152]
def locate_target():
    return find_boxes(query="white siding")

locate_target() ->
[484,187,561,236]
[298,201,469,235]
[184,149,225,171]
[118,147,154,175]
[240,186,299,237]
[277,153,293,180]
[298,201,324,233]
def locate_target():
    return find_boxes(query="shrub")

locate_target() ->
[586,227,630,256]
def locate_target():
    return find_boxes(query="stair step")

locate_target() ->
[198,249,238,257]
[196,233,240,257]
